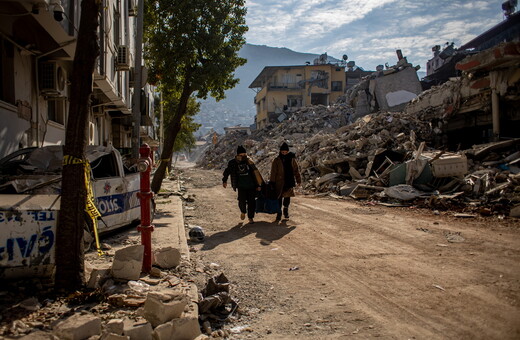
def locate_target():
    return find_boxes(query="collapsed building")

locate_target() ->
[343,50,423,119]
[198,42,520,217]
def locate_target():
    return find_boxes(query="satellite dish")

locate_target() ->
[342,54,348,61]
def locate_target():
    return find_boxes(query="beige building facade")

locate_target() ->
[249,63,346,129]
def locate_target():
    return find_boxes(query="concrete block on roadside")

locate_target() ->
[171,317,201,340]
[105,319,124,335]
[143,291,188,327]
[123,319,152,340]
[54,314,101,340]
[510,205,520,218]
[112,245,144,281]
[153,247,181,269]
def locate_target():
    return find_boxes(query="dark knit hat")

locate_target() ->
[236,145,246,154]
[280,142,289,151]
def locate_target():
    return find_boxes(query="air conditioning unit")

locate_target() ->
[116,45,130,71]
[39,61,67,97]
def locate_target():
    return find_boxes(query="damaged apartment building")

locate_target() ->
[249,54,346,129]
[0,0,157,159]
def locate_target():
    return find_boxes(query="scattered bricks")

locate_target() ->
[111,245,144,281]
[87,266,111,289]
[153,247,181,269]
[122,319,153,340]
[54,314,101,340]
[170,317,202,340]
[105,319,124,335]
[143,291,188,327]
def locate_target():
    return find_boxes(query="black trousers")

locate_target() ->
[278,197,291,209]
[237,188,256,219]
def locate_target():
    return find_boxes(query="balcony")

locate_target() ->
[268,82,304,90]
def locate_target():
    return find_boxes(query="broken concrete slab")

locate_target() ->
[53,314,101,340]
[105,319,124,335]
[143,290,188,327]
[111,245,144,281]
[87,265,111,289]
[122,319,153,340]
[153,246,181,269]
[170,317,202,340]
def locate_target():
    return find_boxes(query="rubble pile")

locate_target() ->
[197,103,354,174]
[0,246,203,340]
[197,101,520,216]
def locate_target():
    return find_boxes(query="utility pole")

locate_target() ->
[131,0,144,159]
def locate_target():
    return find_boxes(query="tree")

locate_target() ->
[161,89,200,154]
[55,0,101,290]
[145,0,248,193]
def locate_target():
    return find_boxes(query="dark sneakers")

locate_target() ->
[274,213,281,222]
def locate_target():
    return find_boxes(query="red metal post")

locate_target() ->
[137,143,154,273]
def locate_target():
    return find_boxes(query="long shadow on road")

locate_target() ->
[201,220,296,251]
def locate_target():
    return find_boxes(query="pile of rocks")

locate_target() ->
[0,245,203,340]
[197,101,520,217]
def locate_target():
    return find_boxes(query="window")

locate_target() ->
[331,81,343,92]
[287,95,302,108]
[0,38,15,104]
[48,99,66,125]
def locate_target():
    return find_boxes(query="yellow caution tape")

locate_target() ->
[63,155,103,256]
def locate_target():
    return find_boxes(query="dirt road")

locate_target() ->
[181,166,520,340]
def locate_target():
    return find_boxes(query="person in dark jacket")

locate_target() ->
[270,142,301,222]
[223,145,263,224]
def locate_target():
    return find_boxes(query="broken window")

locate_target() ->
[331,81,343,92]
[91,153,120,179]
[287,95,302,108]
[310,71,328,89]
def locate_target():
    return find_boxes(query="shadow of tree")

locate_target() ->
[201,219,296,250]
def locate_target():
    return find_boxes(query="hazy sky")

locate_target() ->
[245,0,507,71]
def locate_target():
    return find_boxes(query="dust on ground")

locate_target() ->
[181,165,520,340]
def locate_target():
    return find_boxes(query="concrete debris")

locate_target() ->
[343,56,422,118]
[111,245,145,281]
[153,247,181,269]
[105,319,125,335]
[143,290,188,327]
[53,314,102,340]
[122,319,153,340]
[198,45,520,217]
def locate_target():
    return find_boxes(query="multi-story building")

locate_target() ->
[0,0,156,159]
[249,61,346,129]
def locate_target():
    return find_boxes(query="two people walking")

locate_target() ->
[222,142,301,223]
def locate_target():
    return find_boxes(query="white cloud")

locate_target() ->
[245,0,507,70]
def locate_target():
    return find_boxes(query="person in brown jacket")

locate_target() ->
[270,142,301,222]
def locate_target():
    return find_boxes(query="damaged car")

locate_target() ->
[0,145,148,279]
